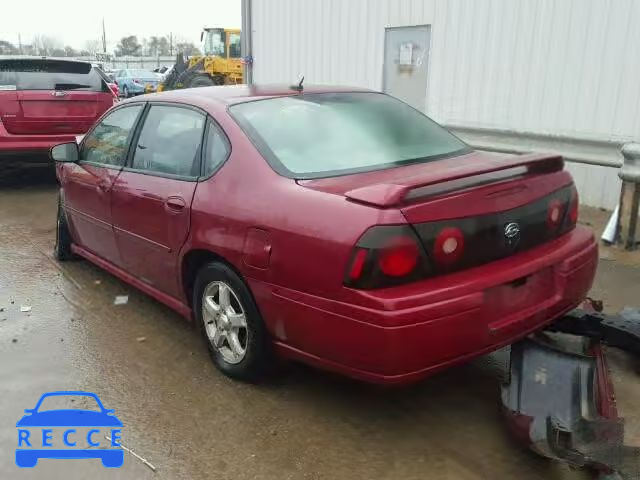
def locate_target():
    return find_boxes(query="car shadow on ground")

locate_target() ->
[0,162,57,189]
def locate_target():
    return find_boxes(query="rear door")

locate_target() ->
[61,104,144,266]
[0,59,112,135]
[111,104,206,297]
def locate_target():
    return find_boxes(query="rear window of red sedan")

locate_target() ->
[229,92,470,179]
[0,59,108,92]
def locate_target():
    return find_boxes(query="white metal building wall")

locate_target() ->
[250,0,640,210]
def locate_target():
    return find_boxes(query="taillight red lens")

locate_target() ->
[378,237,419,277]
[344,225,426,289]
[569,188,579,225]
[133,78,141,84]
[348,248,368,281]
[547,199,564,228]
[433,227,465,265]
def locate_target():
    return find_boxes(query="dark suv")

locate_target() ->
[0,58,115,163]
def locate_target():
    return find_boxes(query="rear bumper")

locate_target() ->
[0,121,78,157]
[252,226,598,385]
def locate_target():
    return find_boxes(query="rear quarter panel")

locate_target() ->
[184,110,405,300]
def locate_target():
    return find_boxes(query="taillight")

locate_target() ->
[547,199,564,229]
[433,227,465,265]
[133,79,141,84]
[558,185,579,234]
[378,236,419,276]
[347,248,368,281]
[345,184,579,289]
[344,225,427,289]
[569,187,579,225]
[108,84,119,98]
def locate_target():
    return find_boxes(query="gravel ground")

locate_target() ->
[0,167,638,480]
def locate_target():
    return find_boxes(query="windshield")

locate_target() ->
[229,92,470,179]
[203,30,225,56]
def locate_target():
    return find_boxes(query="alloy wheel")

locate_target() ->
[201,281,248,364]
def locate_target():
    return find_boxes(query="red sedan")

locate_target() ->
[50,85,598,385]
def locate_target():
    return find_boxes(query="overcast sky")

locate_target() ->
[0,0,241,51]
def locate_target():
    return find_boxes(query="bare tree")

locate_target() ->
[31,35,43,55]
[176,42,201,56]
[31,35,63,55]
[0,40,18,54]
[84,39,101,55]
[147,36,160,56]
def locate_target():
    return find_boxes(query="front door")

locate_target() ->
[62,104,143,265]
[383,25,431,112]
[111,104,206,297]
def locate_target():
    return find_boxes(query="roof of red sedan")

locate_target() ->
[138,84,374,107]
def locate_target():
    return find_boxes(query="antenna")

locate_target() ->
[290,76,304,92]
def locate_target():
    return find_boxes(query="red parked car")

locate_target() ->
[50,85,598,384]
[0,58,115,162]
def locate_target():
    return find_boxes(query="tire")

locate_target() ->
[187,74,216,88]
[54,193,75,261]
[193,261,272,382]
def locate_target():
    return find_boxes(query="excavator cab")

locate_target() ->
[201,28,241,60]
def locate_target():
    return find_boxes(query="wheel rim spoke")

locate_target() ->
[227,312,246,328]
[203,296,220,319]
[212,328,225,348]
[218,284,231,309]
[227,331,245,358]
[201,280,248,365]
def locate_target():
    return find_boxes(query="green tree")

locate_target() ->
[115,36,141,56]
[64,46,78,57]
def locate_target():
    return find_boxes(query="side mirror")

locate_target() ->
[50,142,79,163]
[200,31,204,42]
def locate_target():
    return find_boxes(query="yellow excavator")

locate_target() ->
[158,27,243,91]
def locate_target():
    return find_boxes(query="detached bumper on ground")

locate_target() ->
[501,307,640,478]
[259,226,598,385]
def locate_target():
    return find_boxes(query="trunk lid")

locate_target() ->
[0,58,113,135]
[298,151,568,218]
[5,90,103,135]
[299,151,576,274]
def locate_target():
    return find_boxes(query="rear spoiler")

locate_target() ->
[344,153,564,207]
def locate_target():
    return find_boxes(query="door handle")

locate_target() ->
[165,196,186,211]
[97,181,110,192]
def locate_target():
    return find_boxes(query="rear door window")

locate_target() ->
[0,59,108,92]
[81,105,143,166]
[203,120,230,176]
[131,105,205,178]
